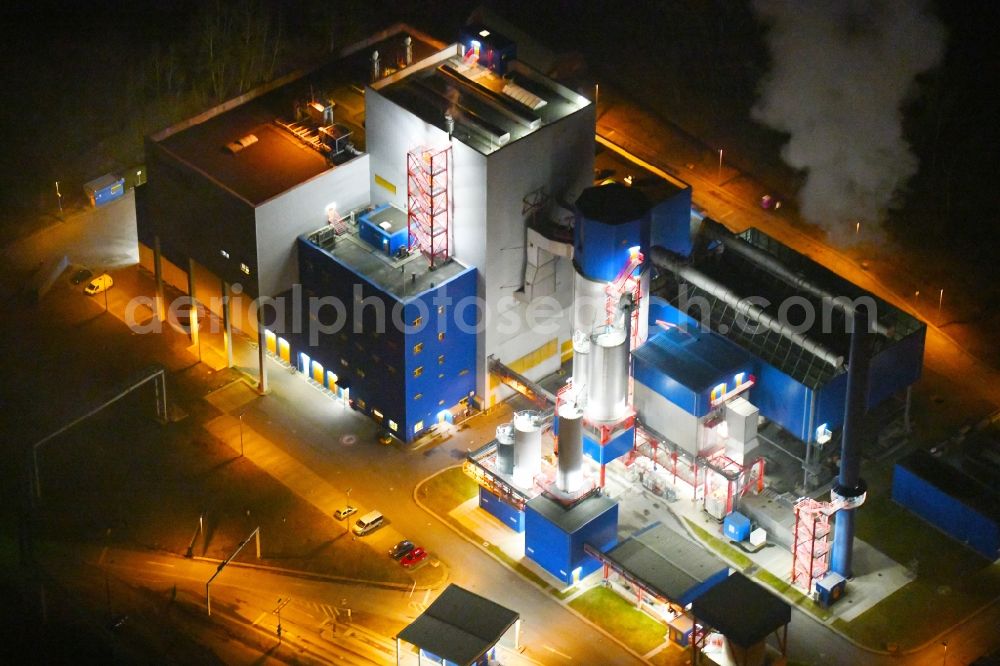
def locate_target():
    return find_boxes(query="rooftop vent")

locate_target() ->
[502,83,546,110]
[225,134,258,154]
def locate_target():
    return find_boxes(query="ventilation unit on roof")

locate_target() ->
[225,134,259,154]
[502,82,546,110]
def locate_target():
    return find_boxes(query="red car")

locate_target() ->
[400,547,428,568]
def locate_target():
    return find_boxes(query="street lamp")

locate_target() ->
[238,410,245,457]
[941,640,948,665]
[55,181,62,215]
[717,149,723,183]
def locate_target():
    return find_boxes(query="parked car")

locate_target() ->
[70,268,92,285]
[334,505,357,520]
[388,540,416,560]
[400,547,427,568]
[352,510,384,536]
[84,273,113,295]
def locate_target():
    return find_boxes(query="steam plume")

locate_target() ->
[751,1,946,233]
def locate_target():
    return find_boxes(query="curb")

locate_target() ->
[413,466,653,665]
[189,555,435,592]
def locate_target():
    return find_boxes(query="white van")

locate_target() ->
[352,510,384,536]
[84,273,114,295]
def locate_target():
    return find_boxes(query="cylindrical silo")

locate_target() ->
[495,423,514,475]
[512,411,542,487]
[586,324,629,422]
[557,403,584,493]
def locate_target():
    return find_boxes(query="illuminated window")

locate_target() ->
[413,316,422,328]
[220,249,230,259]
[356,398,366,410]
[340,358,348,367]
[240,262,251,275]
[459,368,470,376]
[414,366,424,378]
[438,332,445,342]
[356,368,365,378]
[413,342,424,354]
[735,372,745,386]
[438,305,445,315]
[414,420,424,434]
[438,355,445,365]
[439,399,445,406]
[414,393,423,400]
[372,409,383,420]
[711,383,727,402]
[438,373,444,379]
[388,420,398,432]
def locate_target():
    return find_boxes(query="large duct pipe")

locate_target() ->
[702,224,891,337]
[829,308,873,579]
[649,247,844,369]
[557,403,584,493]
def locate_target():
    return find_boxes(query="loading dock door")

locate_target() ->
[265,330,277,355]
[278,337,291,364]
[312,361,324,383]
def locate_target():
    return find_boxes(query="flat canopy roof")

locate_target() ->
[692,572,791,648]
[633,328,753,393]
[899,450,1000,521]
[397,584,518,666]
[154,30,441,205]
[602,523,728,605]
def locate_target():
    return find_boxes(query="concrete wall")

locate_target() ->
[254,154,370,298]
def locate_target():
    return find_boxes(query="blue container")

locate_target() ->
[358,204,410,256]
[84,174,126,207]
[815,572,847,607]
[723,511,751,542]
[574,184,651,283]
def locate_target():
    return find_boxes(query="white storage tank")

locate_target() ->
[496,423,514,475]
[557,403,584,493]
[512,411,542,487]
[586,324,629,422]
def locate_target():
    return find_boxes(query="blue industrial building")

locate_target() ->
[892,451,1000,560]
[524,494,618,585]
[479,486,524,533]
[295,214,477,441]
[84,173,126,207]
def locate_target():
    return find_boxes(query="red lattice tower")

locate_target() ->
[407,146,451,268]
[791,498,833,592]
[605,248,644,351]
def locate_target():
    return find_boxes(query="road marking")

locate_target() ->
[544,645,572,660]
[145,560,175,568]
[251,611,268,626]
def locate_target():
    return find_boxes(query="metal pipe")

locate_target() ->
[830,308,872,578]
[702,224,891,337]
[649,247,844,368]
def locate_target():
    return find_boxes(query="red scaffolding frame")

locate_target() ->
[407,145,451,268]
[790,498,833,592]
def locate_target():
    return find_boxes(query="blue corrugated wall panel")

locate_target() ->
[525,506,571,583]
[647,296,701,332]
[650,188,693,257]
[892,464,1000,559]
[583,427,635,466]
[815,371,848,436]
[679,567,731,607]
[571,502,619,581]
[751,360,810,442]
[574,215,649,283]
[480,486,524,533]
[868,327,925,408]
[632,354,698,415]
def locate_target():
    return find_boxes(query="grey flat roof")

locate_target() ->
[376,52,589,155]
[526,493,616,533]
[603,523,728,603]
[633,328,753,393]
[397,584,518,666]
[302,219,470,300]
[154,30,441,205]
[692,572,791,647]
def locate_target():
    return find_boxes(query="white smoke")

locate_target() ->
[751,0,946,233]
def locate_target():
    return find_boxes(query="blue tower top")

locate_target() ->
[574,183,651,283]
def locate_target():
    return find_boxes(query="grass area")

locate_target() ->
[684,519,753,569]
[419,466,478,512]
[568,586,666,657]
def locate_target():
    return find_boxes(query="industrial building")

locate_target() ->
[136,19,927,644]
